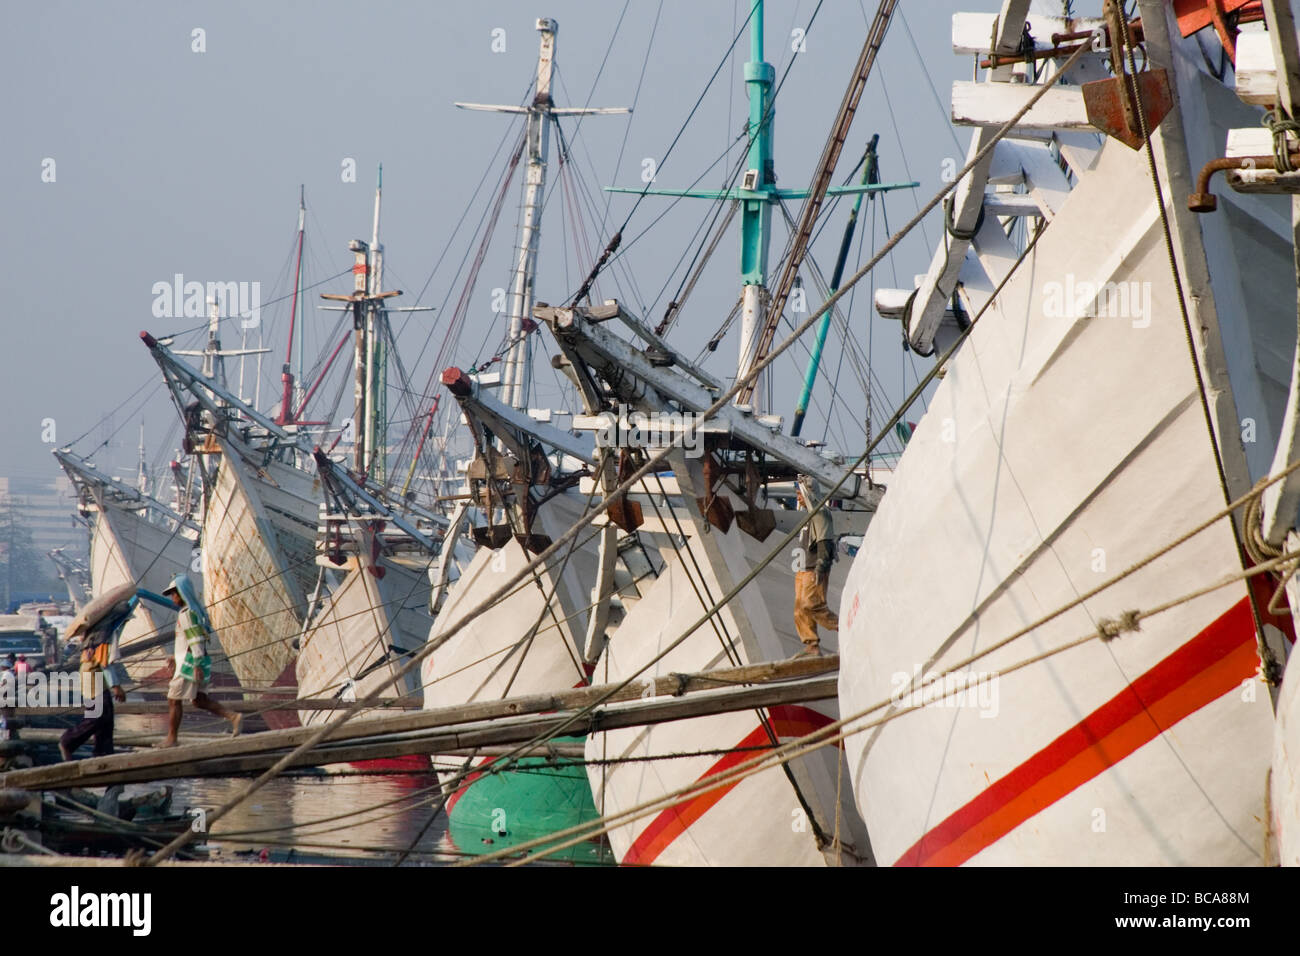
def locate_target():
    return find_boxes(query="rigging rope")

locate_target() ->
[141,35,1092,867]
[1115,9,1278,684]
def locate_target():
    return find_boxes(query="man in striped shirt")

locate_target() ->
[159,574,241,748]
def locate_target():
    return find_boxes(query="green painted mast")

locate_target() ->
[790,134,878,437]
[739,0,774,288]
[736,0,776,402]
[603,3,915,417]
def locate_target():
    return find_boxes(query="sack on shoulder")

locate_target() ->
[81,642,111,671]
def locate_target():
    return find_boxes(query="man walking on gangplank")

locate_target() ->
[793,477,839,657]
[158,574,241,748]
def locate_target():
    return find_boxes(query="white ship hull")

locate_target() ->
[839,5,1294,865]
[586,495,872,866]
[421,493,597,708]
[87,503,194,684]
[201,438,319,727]
[297,552,431,728]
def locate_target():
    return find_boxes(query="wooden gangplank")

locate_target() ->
[1,656,839,791]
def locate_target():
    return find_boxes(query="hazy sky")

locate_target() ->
[2,0,993,485]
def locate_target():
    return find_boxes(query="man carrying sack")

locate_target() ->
[59,584,134,760]
[159,573,241,748]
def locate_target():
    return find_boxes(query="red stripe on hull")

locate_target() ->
[343,754,432,773]
[623,705,834,865]
[894,595,1260,866]
[443,757,493,815]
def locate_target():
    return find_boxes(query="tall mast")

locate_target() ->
[365,165,386,481]
[295,187,306,412]
[504,19,557,411]
[137,422,148,495]
[735,0,776,408]
[176,296,268,400]
[602,0,912,425]
[350,237,369,474]
[323,167,402,479]
[201,297,224,386]
[276,186,307,425]
[457,18,629,412]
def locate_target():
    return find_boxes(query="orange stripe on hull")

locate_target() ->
[895,596,1260,866]
[623,705,833,865]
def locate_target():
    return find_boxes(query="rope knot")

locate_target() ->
[1265,110,1300,174]
[1243,476,1285,563]
[1096,610,1141,642]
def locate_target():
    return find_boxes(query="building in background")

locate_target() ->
[0,476,83,558]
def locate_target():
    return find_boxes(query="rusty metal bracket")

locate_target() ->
[1081,0,1172,150]
[1189,152,1300,211]
[1082,69,1173,149]
[606,450,644,534]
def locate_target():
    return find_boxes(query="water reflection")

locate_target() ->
[114,714,454,865]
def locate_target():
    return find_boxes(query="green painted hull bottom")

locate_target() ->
[446,737,615,865]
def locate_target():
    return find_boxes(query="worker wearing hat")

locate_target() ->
[793,477,839,656]
[159,574,241,747]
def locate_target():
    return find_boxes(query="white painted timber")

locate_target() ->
[202,439,319,728]
[88,504,192,683]
[951,81,1091,131]
[984,193,1047,217]
[1055,130,1103,177]
[908,0,1032,354]
[421,492,597,710]
[1274,659,1300,863]
[1225,126,1275,157]
[1003,139,1072,218]
[952,12,1103,55]
[1237,30,1280,105]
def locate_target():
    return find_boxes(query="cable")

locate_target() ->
[142,39,1087,866]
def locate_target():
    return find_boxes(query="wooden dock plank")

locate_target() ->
[0,657,838,790]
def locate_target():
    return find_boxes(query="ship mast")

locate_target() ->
[604,0,909,427]
[276,186,308,425]
[322,166,402,480]
[200,297,224,387]
[365,165,386,481]
[137,422,148,495]
[791,135,879,436]
[504,20,555,410]
[735,0,776,408]
[456,18,629,412]
[175,296,269,404]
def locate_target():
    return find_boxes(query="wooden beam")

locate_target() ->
[951,81,1091,130]
[1263,0,1300,118]
[908,0,1034,354]
[983,193,1047,217]
[952,12,1105,55]
[0,656,839,791]
[1236,30,1279,105]
[0,853,314,868]
[13,696,422,717]
[1007,140,1071,218]
[7,677,839,790]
